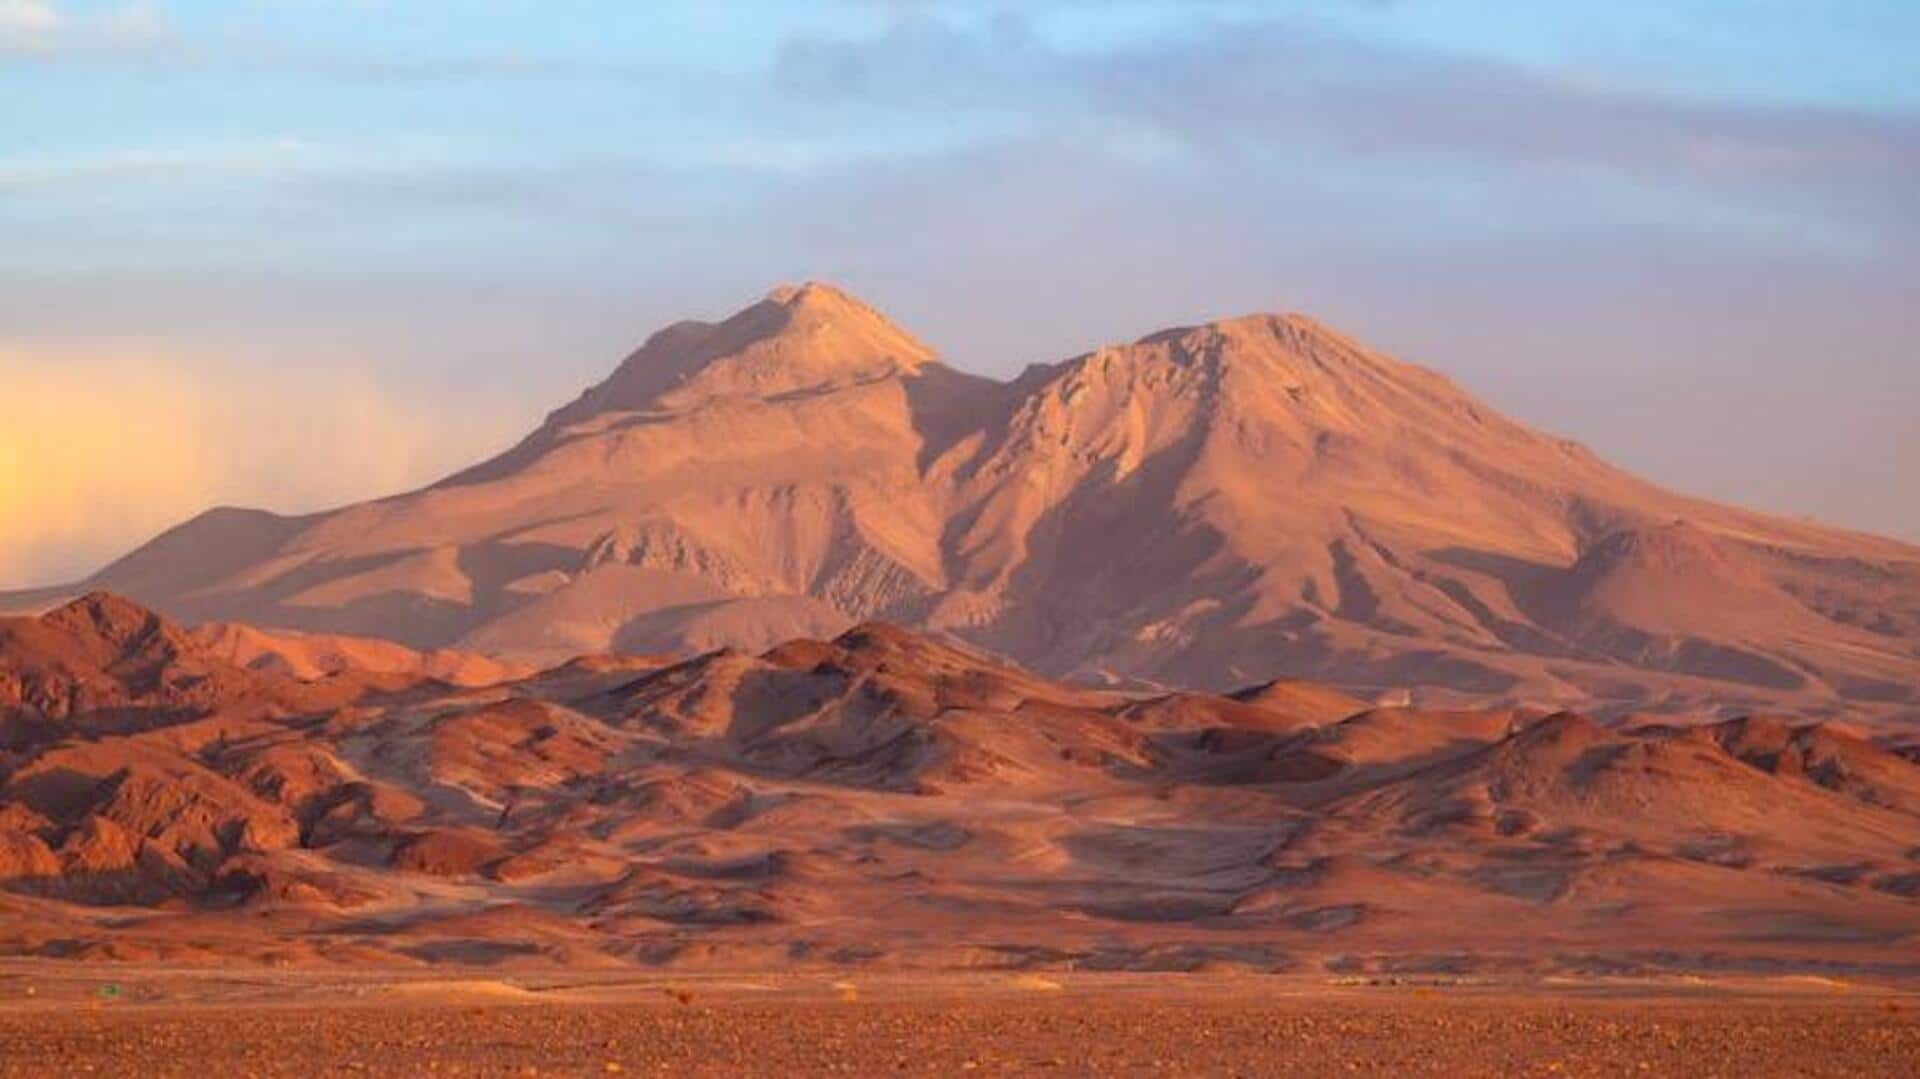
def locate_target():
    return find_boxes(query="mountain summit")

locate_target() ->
[24,285,1920,721]
[554,281,936,421]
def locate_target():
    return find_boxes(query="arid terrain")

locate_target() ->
[10,0,1916,1066]
[0,968,1916,1076]
[3,288,1918,1073]
[9,284,1917,725]
[1,593,1915,978]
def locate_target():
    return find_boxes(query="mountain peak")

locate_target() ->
[1129,309,1376,367]
[552,282,935,423]
[763,279,871,314]
[40,592,182,653]
[6,592,199,689]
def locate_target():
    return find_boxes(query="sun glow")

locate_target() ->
[0,349,521,589]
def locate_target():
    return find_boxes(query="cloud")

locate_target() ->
[0,349,528,589]
[770,13,1920,255]
[0,0,165,53]
[0,0,56,40]
[0,5,659,82]
[0,138,324,194]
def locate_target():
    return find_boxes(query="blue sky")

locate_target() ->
[2,1,1916,585]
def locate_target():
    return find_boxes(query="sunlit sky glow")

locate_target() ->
[2,1,1916,587]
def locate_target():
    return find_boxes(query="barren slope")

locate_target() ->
[15,283,1919,723]
[1,596,1916,974]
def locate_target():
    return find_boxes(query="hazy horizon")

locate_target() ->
[4,1,1916,588]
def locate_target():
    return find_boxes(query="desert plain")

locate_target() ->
[2,967,1918,1076]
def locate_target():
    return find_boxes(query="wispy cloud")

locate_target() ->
[0,137,322,191]
[771,12,1920,253]
[0,4,663,82]
[0,0,56,42]
[0,0,165,54]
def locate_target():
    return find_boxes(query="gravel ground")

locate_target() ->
[0,990,1915,1076]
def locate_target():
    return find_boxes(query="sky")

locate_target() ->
[2,0,1916,587]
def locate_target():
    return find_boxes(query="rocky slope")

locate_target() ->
[15,283,1920,723]
[1,595,1916,973]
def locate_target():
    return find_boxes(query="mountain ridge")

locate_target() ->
[9,283,1919,725]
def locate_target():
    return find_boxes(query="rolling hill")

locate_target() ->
[1,594,1915,972]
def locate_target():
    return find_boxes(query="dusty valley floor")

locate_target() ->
[0,966,1917,1076]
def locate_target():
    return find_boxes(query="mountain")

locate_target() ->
[17,283,1920,722]
[2,595,1916,971]
[188,621,530,687]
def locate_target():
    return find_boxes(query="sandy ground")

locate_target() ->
[0,968,1916,1076]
